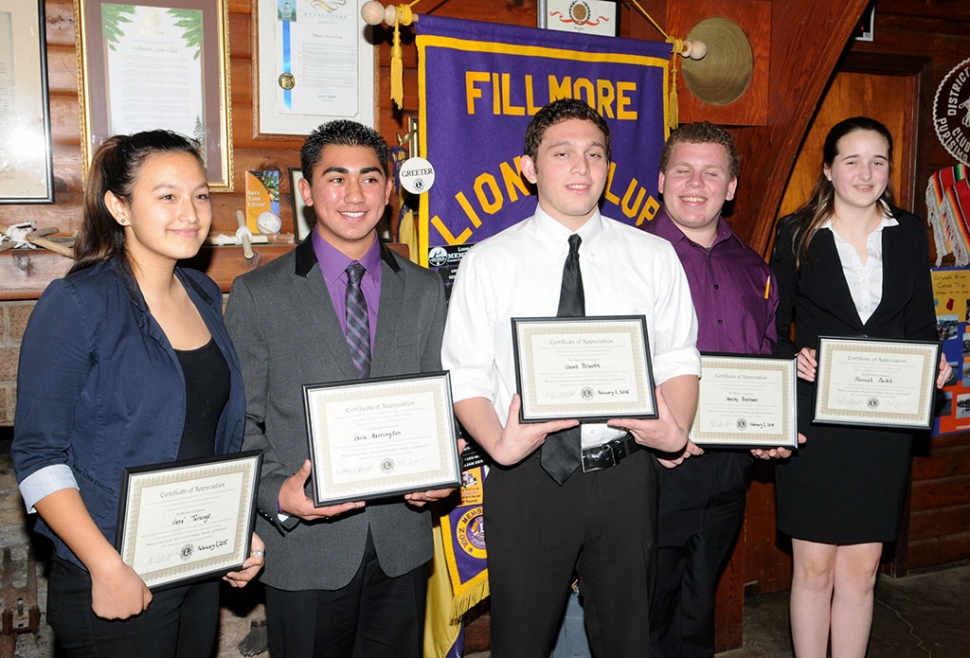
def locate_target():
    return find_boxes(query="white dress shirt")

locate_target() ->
[442,206,701,449]
[822,212,898,324]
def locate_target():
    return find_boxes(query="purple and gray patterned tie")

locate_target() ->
[345,263,371,378]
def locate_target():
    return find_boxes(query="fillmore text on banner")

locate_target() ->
[416,15,671,271]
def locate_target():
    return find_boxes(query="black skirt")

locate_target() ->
[775,389,914,544]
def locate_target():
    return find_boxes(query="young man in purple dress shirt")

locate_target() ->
[225,121,454,658]
[644,122,788,657]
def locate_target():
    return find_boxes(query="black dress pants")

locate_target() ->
[485,448,659,658]
[264,530,428,658]
[47,556,219,658]
[650,451,751,658]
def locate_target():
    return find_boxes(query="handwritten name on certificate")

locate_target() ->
[303,373,461,506]
[325,392,441,484]
[513,316,656,422]
[116,452,261,590]
[130,473,243,574]
[815,337,939,429]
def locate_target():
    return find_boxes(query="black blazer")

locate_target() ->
[771,206,938,360]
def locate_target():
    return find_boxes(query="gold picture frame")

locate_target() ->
[0,0,55,203]
[74,0,233,191]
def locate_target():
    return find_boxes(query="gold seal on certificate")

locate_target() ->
[278,72,296,90]
[512,316,657,423]
[115,451,262,590]
[302,372,461,506]
[814,337,941,429]
[692,354,798,448]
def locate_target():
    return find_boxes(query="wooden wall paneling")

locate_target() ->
[845,4,970,573]
[876,0,970,24]
[911,443,970,480]
[666,0,770,125]
[744,466,792,594]
[911,476,970,510]
[44,0,76,46]
[909,505,970,541]
[730,0,872,254]
[907,532,970,569]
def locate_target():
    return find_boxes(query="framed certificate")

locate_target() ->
[115,451,262,590]
[303,372,461,506]
[0,0,55,203]
[75,0,233,191]
[253,0,377,137]
[814,337,941,429]
[512,316,657,423]
[692,353,798,448]
[288,167,315,240]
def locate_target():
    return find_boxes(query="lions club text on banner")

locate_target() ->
[416,15,672,268]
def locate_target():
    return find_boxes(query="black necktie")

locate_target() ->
[345,263,371,378]
[540,234,584,484]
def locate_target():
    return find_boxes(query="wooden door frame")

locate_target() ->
[837,51,934,223]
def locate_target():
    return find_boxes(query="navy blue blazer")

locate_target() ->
[13,259,246,568]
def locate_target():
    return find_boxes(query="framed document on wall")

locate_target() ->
[253,0,377,137]
[0,0,55,203]
[74,0,233,191]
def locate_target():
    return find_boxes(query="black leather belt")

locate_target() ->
[581,434,640,473]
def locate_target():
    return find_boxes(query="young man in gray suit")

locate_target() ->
[225,120,452,657]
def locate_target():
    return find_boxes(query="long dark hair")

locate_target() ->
[70,131,205,274]
[790,116,895,267]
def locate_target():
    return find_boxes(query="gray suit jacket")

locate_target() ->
[225,238,447,591]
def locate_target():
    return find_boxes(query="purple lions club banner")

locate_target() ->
[415,15,671,269]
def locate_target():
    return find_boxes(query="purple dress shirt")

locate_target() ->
[643,208,778,355]
[311,230,382,356]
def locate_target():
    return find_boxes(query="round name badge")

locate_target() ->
[398,157,435,195]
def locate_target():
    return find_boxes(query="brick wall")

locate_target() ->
[0,300,33,427]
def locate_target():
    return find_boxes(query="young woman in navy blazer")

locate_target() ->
[13,131,263,657]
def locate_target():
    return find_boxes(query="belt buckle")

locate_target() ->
[582,441,616,473]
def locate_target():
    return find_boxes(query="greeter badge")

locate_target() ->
[399,157,436,195]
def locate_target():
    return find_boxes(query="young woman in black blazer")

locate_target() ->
[771,117,950,658]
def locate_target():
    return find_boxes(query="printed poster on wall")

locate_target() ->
[932,266,970,435]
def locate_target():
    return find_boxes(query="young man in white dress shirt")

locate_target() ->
[441,99,701,657]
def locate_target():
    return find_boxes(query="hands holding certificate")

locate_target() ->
[796,346,951,389]
[279,455,462,516]
[609,386,690,461]
[279,460,367,521]
[500,395,582,465]
[403,438,467,507]
[223,533,266,588]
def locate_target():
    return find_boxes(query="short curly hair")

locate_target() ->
[659,122,739,179]
[524,99,612,162]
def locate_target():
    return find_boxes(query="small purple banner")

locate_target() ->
[416,15,671,265]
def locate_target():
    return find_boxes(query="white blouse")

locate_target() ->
[822,212,899,324]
